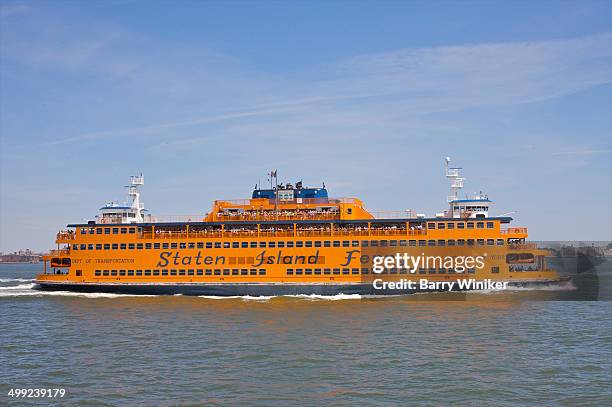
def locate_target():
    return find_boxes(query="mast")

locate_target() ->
[445,157,464,203]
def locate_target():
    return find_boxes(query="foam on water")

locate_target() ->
[0,278,32,283]
[0,283,159,298]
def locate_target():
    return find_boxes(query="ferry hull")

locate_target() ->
[33,278,569,297]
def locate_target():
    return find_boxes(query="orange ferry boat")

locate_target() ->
[35,158,564,296]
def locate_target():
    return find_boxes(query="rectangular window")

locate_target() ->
[128,228,136,234]
[278,241,285,248]
[188,270,195,276]
[154,243,160,249]
[153,270,160,276]
[162,270,168,276]
[127,270,134,276]
[206,242,213,249]
[362,241,369,247]
[428,240,436,246]
[180,270,187,276]
[287,241,294,248]
[437,223,445,229]
[352,240,359,247]
[305,241,312,248]
[296,241,303,248]
[128,243,135,250]
[197,269,203,276]
[136,270,142,276]
[144,270,151,276]
[487,239,495,246]
[467,222,474,229]
[95,244,102,250]
[457,239,465,246]
[197,242,204,249]
[428,223,436,229]
[171,243,178,249]
[103,270,109,276]
[477,222,484,229]
[437,240,445,246]
[120,228,127,234]
[447,223,455,229]
[241,242,248,248]
[104,244,110,250]
[497,239,504,246]
[259,242,266,248]
[380,240,388,247]
[163,243,169,249]
[477,239,485,246]
[487,222,494,229]
[95,270,101,276]
[136,243,143,249]
[408,240,416,246]
[215,242,221,248]
[390,240,398,247]
[342,241,349,247]
[223,242,230,248]
[120,243,126,250]
[492,266,499,273]
[315,241,321,247]
[418,240,426,247]
[259,270,266,275]
[180,243,187,249]
[287,269,294,275]
[112,244,118,250]
[269,241,276,248]
[457,223,465,229]
[333,241,340,247]
[448,240,456,246]
[324,241,331,247]
[96,228,103,235]
[112,228,119,234]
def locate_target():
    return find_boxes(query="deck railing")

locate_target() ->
[500,227,528,234]
[56,231,76,241]
[47,249,70,256]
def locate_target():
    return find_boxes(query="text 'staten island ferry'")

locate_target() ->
[35,158,565,296]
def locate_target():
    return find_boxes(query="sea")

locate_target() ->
[1,259,612,406]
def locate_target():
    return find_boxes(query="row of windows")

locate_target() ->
[427,221,495,230]
[80,222,496,236]
[92,267,490,277]
[81,221,497,236]
[94,269,267,277]
[73,238,506,251]
[82,227,138,235]
[286,268,479,275]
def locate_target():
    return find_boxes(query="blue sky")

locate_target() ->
[0,0,611,252]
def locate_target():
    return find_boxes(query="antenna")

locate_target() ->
[445,157,464,202]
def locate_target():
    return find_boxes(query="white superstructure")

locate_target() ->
[444,158,491,218]
[96,174,147,224]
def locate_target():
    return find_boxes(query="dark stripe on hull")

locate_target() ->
[33,279,568,297]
